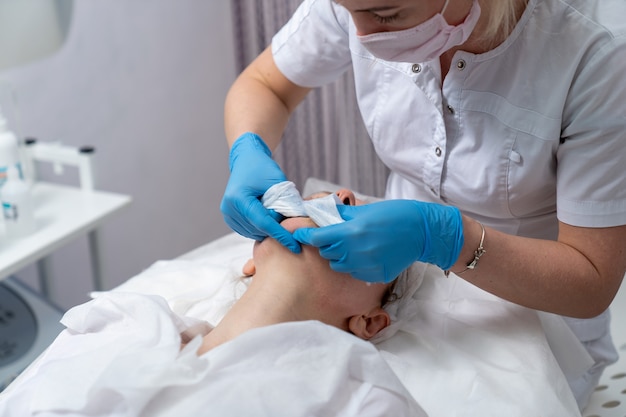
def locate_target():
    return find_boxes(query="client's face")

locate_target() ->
[305,189,365,206]
[251,189,389,330]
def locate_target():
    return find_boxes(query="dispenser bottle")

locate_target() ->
[0,107,21,188]
[1,165,35,239]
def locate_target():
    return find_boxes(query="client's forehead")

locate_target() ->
[305,191,333,200]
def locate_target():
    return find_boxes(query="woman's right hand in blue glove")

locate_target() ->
[220,133,301,253]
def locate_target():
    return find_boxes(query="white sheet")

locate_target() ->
[0,292,425,417]
[378,271,579,415]
[0,233,582,416]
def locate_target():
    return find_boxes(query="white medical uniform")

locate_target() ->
[271,0,626,409]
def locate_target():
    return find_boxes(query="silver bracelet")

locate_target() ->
[445,222,486,277]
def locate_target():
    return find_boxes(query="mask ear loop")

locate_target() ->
[440,0,451,14]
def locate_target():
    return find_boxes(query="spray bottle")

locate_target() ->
[0,106,21,188]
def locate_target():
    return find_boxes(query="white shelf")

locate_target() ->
[0,181,131,281]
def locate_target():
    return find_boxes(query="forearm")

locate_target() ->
[224,72,290,150]
[452,216,626,318]
[224,47,311,150]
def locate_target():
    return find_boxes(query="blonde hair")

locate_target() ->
[381,268,411,308]
[481,0,526,47]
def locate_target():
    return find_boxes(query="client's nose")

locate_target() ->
[335,189,356,206]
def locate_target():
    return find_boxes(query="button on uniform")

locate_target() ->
[411,63,422,73]
[435,147,442,157]
[456,59,466,70]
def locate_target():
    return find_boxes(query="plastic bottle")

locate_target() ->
[0,107,21,189]
[1,165,35,239]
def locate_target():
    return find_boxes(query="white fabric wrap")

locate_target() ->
[0,292,426,417]
[0,238,582,416]
[261,181,344,227]
[371,262,427,344]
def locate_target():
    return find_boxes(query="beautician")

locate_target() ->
[220,0,626,409]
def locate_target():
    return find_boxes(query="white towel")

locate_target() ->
[262,181,344,227]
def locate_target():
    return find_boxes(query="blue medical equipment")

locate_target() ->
[0,277,63,391]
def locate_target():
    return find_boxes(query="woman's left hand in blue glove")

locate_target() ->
[292,200,464,283]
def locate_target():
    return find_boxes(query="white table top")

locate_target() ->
[0,182,131,281]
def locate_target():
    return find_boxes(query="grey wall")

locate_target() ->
[0,1,235,310]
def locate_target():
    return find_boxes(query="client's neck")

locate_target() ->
[197,261,313,354]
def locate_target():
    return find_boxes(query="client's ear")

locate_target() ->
[242,258,256,276]
[348,307,390,340]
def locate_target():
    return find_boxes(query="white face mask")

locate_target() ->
[357,0,481,63]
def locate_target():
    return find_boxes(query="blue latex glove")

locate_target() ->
[292,200,464,283]
[220,132,300,253]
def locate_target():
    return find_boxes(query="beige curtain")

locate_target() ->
[231,0,389,197]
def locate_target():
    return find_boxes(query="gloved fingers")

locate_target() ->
[223,196,279,240]
[292,227,315,246]
[230,213,300,254]
[266,208,285,224]
[335,204,361,221]
[293,224,343,248]
[266,224,302,254]
[221,195,287,236]
[317,240,347,263]
[246,201,302,253]
[221,194,258,238]
[295,228,364,274]
[222,212,266,242]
